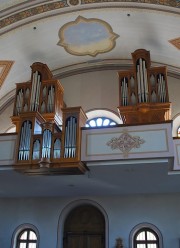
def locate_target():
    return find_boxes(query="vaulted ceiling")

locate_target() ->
[0,0,179,109]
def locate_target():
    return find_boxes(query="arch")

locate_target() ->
[5,125,16,133]
[57,199,109,248]
[172,113,180,137]
[11,223,40,248]
[129,223,163,248]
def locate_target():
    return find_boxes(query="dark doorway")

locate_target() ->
[63,204,105,248]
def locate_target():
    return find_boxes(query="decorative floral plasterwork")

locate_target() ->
[106,129,145,157]
[57,16,119,57]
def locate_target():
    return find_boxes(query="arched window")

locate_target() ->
[86,117,117,127]
[130,223,163,248]
[85,109,122,128]
[17,229,37,248]
[11,224,39,248]
[177,126,180,137]
[134,228,159,248]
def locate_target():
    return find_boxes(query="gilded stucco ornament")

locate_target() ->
[106,129,145,157]
[57,16,119,57]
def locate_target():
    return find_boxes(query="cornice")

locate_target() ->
[52,59,180,79]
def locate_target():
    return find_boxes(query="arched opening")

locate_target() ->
[11,223,39,248]
[130,223,163,248]
[63,204,105,248]
[86,109,122,127]
[134,228,159,248]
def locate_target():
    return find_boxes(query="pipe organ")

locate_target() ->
[118,49,171,124]
[11,62,87,175]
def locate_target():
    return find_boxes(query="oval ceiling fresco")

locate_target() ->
[57,16,119,57]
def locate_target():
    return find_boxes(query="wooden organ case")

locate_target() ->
[117,49,171,124]
[11,62,88,175]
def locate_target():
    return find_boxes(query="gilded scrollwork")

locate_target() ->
[106,129,145,157]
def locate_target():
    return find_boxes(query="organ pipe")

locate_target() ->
[32,139,41,160]
[53,138,61,159]
[158,74,166,103]
[47,86,55,113]
[18,120,32,160]
[30,71,41,112]
[136,59,148,103]
[42,129,52,159]
[16,89,24,114]
[64,116,77,158]
[121,78,128,106]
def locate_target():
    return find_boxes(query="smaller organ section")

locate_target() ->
[118,49,171,124]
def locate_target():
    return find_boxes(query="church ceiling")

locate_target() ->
[0,0,179,106]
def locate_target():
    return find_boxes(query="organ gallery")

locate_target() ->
[11,49,171,175]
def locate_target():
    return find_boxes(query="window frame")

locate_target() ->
[17,228,37,248]
[86,116,118,128]
[11,224,39,248]
[130,223,163,248]
[134,227,159,248]
[177,126,180,137]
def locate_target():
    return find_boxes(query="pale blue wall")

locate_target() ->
[0,193,180,248]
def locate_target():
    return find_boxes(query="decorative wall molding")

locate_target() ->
[0,1,68,29]
[169,37,180,50]
[0,61,14,88]
[0,0,179,30]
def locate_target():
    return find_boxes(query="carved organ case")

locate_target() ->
[11,62,87,175]
[118,49,171,124]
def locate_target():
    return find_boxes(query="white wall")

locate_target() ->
[60,70,119,113]
[0,193,180,248]
[168,76,180,119]
[0,102,14,133]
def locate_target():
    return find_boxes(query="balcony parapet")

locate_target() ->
[81,122,174,166]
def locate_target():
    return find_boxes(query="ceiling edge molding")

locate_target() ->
[0,0,50,17]
[0,2,179,35]
[53,60,180,79]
